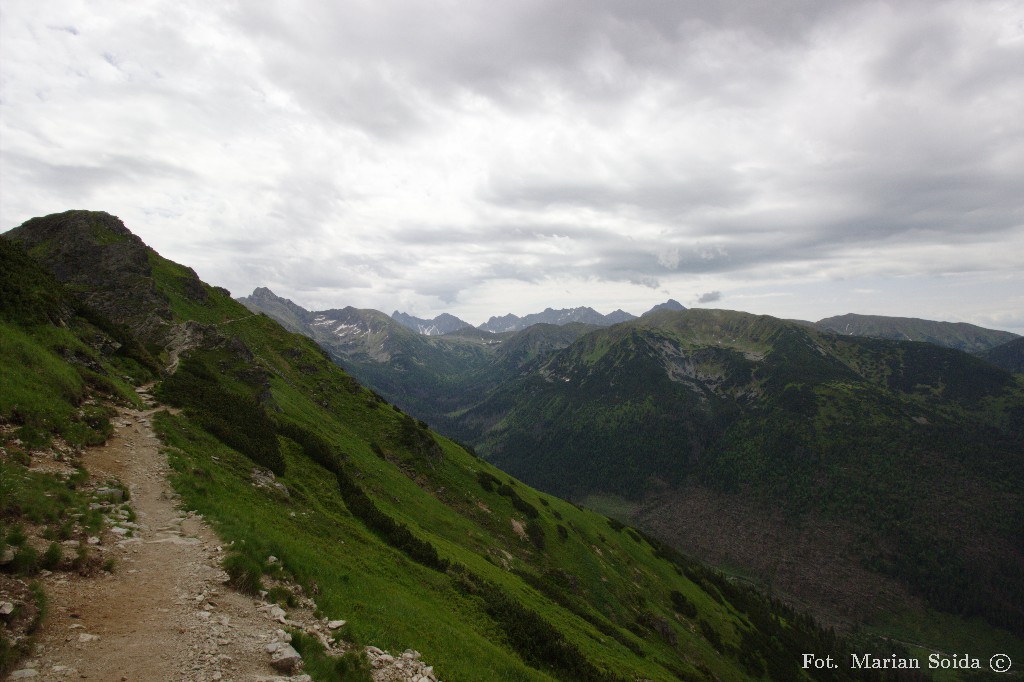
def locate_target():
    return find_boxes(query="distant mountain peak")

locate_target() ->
[236,287,317,334]
[642,299,686,316]
[392,310,472,336]
[478,306,637,333]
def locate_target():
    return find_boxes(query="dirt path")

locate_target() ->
[19,399,308,681]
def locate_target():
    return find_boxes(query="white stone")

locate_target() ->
[327,619,346,629]
[269,643,303,673]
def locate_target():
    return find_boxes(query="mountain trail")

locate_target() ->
[13,389,442,682]
[19,393,312,681]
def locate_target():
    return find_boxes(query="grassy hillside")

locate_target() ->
[457,309,1024,651]
[979,337,1024,373]
[2,211,939,680]
[0,237,156,673]
[814,313,1018,353]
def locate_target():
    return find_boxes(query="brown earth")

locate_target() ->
[634,485,923,629]
[12,399,315,681]
[7,393,442,682]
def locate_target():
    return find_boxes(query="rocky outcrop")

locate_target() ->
[164,320,222,373]
[237,288,313,334]
[365,646,439,682]
[266,639,303,673]
[3,211,175,347]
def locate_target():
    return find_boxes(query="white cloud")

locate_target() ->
[1,0,1022,331]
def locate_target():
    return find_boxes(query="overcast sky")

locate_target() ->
[2,0,1023,331]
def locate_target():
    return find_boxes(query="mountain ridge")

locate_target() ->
[391,310,473,336]
[6,209,913,680]
[236,283,1024,649]
[814,312,1018,353]
[458,307,1024,637]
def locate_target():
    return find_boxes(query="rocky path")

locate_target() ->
[16,400,307,681]
[10,394,442,682]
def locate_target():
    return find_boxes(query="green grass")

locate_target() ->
[864,607,1024,675]
[0,321,85,439]
[289,631,373,681]
[1,226,958,681]
[150,313,908,681]
[147,251,247,325]
[156,411,566,681]
[0,321,139,448]
[0,459,105,536]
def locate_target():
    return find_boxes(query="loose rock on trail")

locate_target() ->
[11,389,440,681]
[19,397,300,681]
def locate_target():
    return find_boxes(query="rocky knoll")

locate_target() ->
[4,211,176,346]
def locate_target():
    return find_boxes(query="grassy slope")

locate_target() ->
[0,238,151,674]
[146,278,721,680]
[457,309,1024,654]
[4,219,937,681]
[142,250,889,681]
[0,240,146,448]
[813,313,1019,353]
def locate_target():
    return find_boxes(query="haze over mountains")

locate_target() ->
[370,299,688,336]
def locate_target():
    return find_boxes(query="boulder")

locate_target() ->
[266,642,303,673]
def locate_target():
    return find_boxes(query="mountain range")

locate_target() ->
[341,299,687,337]
[5,210,1023,679]
[391,311,473,336]
[240,283,1024,662]
[4,209,949,680]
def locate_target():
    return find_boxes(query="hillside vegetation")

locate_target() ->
[238,259,1024,667]
[1,210,942,680]
[813,313,1018,353]
[458,309,1024,647]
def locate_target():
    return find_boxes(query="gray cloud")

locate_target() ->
[698,291,722,304]
[1,0,1022,331]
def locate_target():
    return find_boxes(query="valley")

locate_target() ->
[240,275,1024,671]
